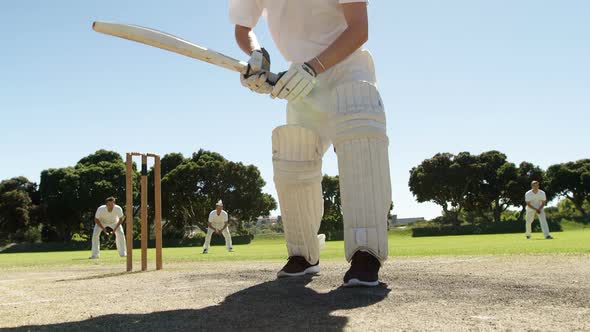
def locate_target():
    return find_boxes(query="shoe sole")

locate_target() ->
[277,265,320,278]
[342,278,379,287]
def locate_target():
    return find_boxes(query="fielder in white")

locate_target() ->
[203,200,234,253]
[231,0,391,287]
[525,181,553,239]
[90,197,127,259]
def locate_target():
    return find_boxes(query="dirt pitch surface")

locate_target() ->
[1,254,589,331]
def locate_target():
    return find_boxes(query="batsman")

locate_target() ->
[231,0,391,287]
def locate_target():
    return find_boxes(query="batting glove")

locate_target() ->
[271,62,317,102]
[241,48,273,94]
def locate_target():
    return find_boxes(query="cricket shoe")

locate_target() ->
[277,256,320,278]
[546,235,554,239]
[526,235,531,239]
[89,256,99,259]
[343,251,381,287]
[202,249,208,254]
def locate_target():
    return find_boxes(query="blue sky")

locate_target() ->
[1,1,588,219]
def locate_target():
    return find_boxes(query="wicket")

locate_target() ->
[125,152,163,271]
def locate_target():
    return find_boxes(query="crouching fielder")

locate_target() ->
[525,181,553,239]
[90,197,127,259]
[203,200,234,253]
[231,0,391,286]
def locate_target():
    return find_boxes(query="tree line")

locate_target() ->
[1,149,587,243]
[409,151,590,226]
[0,149,276,243]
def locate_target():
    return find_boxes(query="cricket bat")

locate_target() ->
[92,21,279,84]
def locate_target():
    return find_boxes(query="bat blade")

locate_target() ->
[92,21,248,73]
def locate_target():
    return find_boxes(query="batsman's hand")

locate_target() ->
[241,48,273,94]
[271,63,317,102]
[104,227,114,236]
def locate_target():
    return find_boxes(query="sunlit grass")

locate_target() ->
[1,225,588,269]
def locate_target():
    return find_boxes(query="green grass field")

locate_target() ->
[1,222,588,269]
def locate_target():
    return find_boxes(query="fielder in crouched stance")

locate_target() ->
[203,200,234,253]
[231,0,391,286]
[525,181,553,240]
[90,197,127,259]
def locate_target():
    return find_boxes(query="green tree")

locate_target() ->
[39,150,127,240]
[77,149,123,166]
[319,175,343,235]
[411,152,550,226]
[465,151,520,223]
[547,159,590,217]
[409,152,478,226]
[553,198,590,221]
[39,167,82,240]
[0,180,33,236]
[0,177,44,242]
[76,150,127,225]
[0,176,39,204]
[162,150,276,236]
[160,153,185,177]
[0,190,31,239]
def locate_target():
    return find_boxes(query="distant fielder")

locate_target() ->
[231,0,391,286]
[525,181,553,239]
[203,200,234,253]
[90,197,127,259]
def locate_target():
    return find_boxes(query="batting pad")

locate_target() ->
[332,81,391,263]
[272,125,324,265]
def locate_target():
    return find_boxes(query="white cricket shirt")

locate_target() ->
[229,0,368,63]
[209,210,229,228]
[525,189,547,210]
[95,205,124,226]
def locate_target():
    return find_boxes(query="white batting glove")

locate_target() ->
[271,63,317,102]
[241,48,273,94]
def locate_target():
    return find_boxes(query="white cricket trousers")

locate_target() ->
[525,209,551,238]
[91,223,126,258]
[203,227,233,250]
[275,49,391,264]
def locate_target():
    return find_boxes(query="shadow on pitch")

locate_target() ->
[11,275,390,331]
